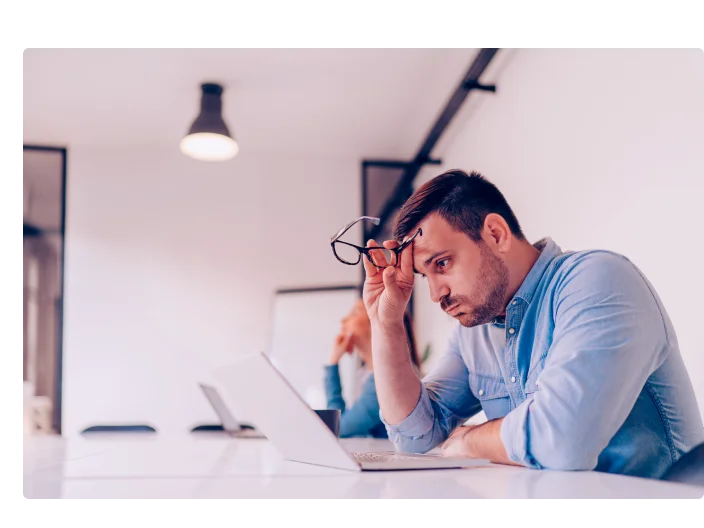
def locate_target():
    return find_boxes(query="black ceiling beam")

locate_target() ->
[368,48,500,240]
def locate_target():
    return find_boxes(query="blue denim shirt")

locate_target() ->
[324,365,388,438]
[382,238,704,478]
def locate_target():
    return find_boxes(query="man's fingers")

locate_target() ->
[399,238,415,277]
[362,239,382,278]
[365,239,389,270]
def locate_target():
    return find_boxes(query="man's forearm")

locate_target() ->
[370,321,421,425]
[465,418,521,466]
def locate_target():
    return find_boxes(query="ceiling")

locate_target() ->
[23,48,480,159]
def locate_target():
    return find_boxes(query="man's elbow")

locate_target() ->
[392,441,430,454]
[532,444,599,471]
[388,429,443,454]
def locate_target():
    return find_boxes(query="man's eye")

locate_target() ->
[437,258,450,269]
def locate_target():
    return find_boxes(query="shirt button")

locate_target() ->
[478,389,485,396]
[512,300,517,305]
[508,328,516,335]
[511,376,517,383]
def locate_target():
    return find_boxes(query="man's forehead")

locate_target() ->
[409,214,467,269]
[409,214,447,252]
[411,229,434,254]
[410,223,441,271]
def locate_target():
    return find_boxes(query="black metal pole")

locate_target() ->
[368,48,500,240]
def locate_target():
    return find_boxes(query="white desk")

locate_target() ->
[23,435,704,499]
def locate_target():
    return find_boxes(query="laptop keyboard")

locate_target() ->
[351,452,440,463]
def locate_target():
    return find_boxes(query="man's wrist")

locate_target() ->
[370,318,405,335]
[462,419,517,464]
[463,425,479,458]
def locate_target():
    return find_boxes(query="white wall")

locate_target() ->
[414,49,704,417]
[62,146,360,435]
[15,48,22,144]
[15,49,22,216]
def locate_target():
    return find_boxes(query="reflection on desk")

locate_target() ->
[23,435,704,499]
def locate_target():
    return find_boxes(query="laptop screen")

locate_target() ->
[199,384,241,432]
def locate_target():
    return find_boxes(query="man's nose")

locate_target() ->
[428,279,449,304]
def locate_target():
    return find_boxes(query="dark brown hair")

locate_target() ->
[393,169,525,243]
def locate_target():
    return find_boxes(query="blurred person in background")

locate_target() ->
[324,299,419,438]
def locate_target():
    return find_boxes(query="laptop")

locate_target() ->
[213,351,489,471]
[198,383,266,438]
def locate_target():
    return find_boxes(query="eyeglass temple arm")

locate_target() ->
[332,216,381,242]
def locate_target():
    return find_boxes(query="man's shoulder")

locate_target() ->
[554,246,630,268]
[546,248,658,314]
[550,248,638,287]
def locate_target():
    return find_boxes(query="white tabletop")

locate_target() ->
[23,434,704,499]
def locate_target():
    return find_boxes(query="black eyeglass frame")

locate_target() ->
[330,216,422,269]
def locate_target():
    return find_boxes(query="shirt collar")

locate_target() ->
[512,237,562,305]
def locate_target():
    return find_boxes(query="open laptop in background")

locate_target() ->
[213,352,489,471]
[198,383,266,438]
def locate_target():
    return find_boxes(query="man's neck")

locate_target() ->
[501,240,542,314]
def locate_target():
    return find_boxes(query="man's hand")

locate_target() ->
[362,239,415,327]
[440,419,522,466]
[440,425,478,458]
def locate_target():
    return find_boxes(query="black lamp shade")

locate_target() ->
[180,83,239,161]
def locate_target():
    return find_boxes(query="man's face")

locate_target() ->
[410,213,509,327]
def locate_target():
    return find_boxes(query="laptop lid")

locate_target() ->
[213,352,360,471]
[199,383,242,432]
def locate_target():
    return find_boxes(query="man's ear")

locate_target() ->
[482,213,512,253]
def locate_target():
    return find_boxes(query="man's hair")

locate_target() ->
[393,169,525,243]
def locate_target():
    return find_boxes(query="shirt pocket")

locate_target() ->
[469,373,510,421]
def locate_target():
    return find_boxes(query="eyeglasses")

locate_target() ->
[330,216,422,269]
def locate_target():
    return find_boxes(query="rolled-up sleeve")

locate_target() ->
[381,326,482,453]
[501,252,669,470]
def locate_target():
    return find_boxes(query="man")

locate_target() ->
[362,169,703,478]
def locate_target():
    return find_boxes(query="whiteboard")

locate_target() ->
[268,287,361,410]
